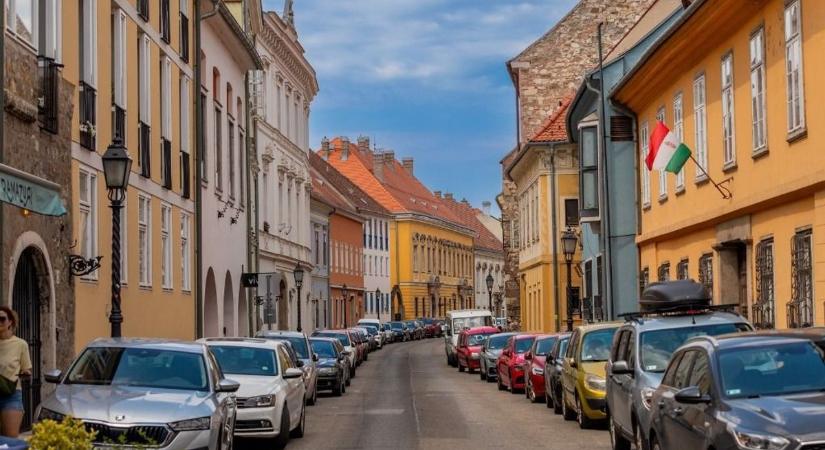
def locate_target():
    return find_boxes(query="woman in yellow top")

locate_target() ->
[0,307,31,438]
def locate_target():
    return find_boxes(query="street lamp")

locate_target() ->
[375,287,382,322]
[486,273,494,315]
[293,264,304,332]
[101,134,132,338]
[561,228,578,332]
[342,284,349,327]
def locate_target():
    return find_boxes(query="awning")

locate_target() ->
[0,163,67,216]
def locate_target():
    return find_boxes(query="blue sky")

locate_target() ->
[263,0,577,215]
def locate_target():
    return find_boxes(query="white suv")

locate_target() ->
[201,338,306,448]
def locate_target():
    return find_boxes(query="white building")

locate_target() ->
[310,197,331,331]
[200,2,261,337]
[248,2,318,332]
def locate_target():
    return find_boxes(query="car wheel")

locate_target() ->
[525,379,531,399]
[274,406,291,449]
[497,372,506,391]
[333,377,343,397]
[290,401,306,438]
[609,416,632,450]
[509,370,518,394]
[576,394,595,429]
[308,382,317,406]
[480,369,487,381]
[634,420,647,450]
[458,360,465,372]
[545,384,553,409]
[562,391,576,420]
[553,384,563,415]
[650,435,661,450]
[350,365,356,379]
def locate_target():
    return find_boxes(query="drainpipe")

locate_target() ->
[548,145,561,331]
[245,68,257,337]
[596,22,614,320]
[327,208,336,325]
[0,0,5,302]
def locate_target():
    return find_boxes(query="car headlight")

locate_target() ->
[38,408,65,422]
[245,394,275,408]
[169,416,212,431]
[729,426,790,450]
[641,387,656,410]
[470,352,480,359]
[319,367,338,375]
[531,367,544,375]
[584,374,606,392]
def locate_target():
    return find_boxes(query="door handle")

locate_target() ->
[671,407,684,417]
[657,400,665,409]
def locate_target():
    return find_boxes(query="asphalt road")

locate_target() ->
[239,338,610,450]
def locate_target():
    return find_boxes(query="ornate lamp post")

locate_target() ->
[101,135,132,338]
[375,287,382,322]
[486,273,494,315]
[561,228,578,332]
[293,264,305,332]
[342,284,349,327]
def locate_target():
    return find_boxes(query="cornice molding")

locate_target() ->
[258,16,319,99]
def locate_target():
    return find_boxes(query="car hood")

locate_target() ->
[228,374,283,398]
[485,349,503,359]
[42,384,216,424]
[581,361,607,378]
[724,392,825,441]
[467,345,483,353]
[316,358,338,368]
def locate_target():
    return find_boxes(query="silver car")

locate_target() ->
[37,338,238,450]
[479,332,516,381]
[256,330,319,406]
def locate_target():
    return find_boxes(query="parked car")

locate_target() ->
[404,320,422,340]
[445,309,494,366]
[648,333,825,450]
[455,326,499,373]
[389,321,409,342]
[309,337,348,396]
[523,334,561,403]
[497,334,537,393]
[256,330,319,406]
[312,330,357,380]
[37,339,239,450]
[357,319,385,348]
[480,332,516,381]
[544,333,571,413]
[419,318,438,338]
[355,326,377,352]
[561,322,620,428]
[349,328,370,362]
[201,338,306,446]
[381,323,394,343]
[606,281,751,450]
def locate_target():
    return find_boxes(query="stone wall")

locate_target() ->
[1,37,76,372]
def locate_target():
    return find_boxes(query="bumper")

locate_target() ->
[235,405,281,438]
[466,357,481,370]
[486,362,498,378]
[316,374,340,391]
[530,373,546,395]
[580,391,607,420]
[511,369,526,389]
[139,429,212,449]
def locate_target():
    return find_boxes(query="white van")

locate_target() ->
[444,309,493,366]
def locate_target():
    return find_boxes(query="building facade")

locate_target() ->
[613,0,825,329]
[309,195,331,331]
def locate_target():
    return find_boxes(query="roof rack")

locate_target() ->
[620,304,740,323]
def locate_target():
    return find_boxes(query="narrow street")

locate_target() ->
[239,339,610,450]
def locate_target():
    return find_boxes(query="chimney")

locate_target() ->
[434,191,442,198]
[357,136,370,154]
[482,201,492,215]
[383,151,395,165]
[372,151,384,182]
[402,157,414,176]
[444,192,454,201]
[321,137,330,160]
[461,198,471,206]
[340,137,350,160]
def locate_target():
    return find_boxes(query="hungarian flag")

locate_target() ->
[646,121,691,173]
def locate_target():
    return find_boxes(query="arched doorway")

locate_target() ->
[11,246,48,431]
[222,272,234,336]
[238,284,248,337]
[204,268,218,337]
[277,279,288,330]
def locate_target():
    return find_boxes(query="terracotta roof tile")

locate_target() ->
[309,152,389,216]
[529,97,573,143]
[440,198,503,253]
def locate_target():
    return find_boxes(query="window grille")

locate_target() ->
[754,239,775,329]
[788,230,813,328]
[677,259,689,280]
[698,254,713,299]
[657,262,670,282]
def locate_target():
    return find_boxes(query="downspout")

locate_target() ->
[327,208,336,326]
[245,68,257,336]
[549,145,561,331]
[596,23,614,320]
[0,0,5,302]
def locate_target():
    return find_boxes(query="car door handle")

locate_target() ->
[671,407,684,417]
[658,400,666,409]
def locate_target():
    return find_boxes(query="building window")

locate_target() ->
[137,0,149,21]
[228,117,235,200]
[639,267,649,296]
[564,198,579,227]
[754,238,775,329]
[214,106,222,192]
[7,0,34,45]
[78,169,98,280]
[161,57,172,189]
[161,204,172,289]
[79,0,97,150]
[112,9,127,141]
[721,53,736,167]
[579,125,598,216]
[179,0,189,62]
[138,195,152,287]
[788,230,813,328]
[180,76,191,198]
[139,34,151,178]
[657,262,670,282]
[677,259,688,280]
[693,74,708,181]
[160,0,170,43]
[698,253,713,299]
[656,107,667,198]
[640,121,651,207]
[750,28,767,153]
[181,212,191,291]
[785,0,805,134]
[673,94,685,190]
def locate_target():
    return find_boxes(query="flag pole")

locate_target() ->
[688,154,732,199]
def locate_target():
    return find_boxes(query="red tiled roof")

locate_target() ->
[309,152,389,216]
[440,198,503,253]
[309,162,359,217]
[529,97,573,143]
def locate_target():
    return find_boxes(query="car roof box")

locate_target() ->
[640,280,711,313]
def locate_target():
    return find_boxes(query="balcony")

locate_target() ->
[38,57,60,134]
[139,122,151,178]
[161,138,172,189]
[79,81,96,150]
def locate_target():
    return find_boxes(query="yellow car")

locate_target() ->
[561,322,620,429]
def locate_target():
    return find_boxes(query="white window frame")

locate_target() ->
[31,0,61,61]
[139,34,151,124]
[161,204,172,289]
[138,194,152,287]
[693,74,708,182]
[750,28,767,153]
[656,106,667,199]
[79,0,98,86]
[78,168,98,280]
[180,76,190,153]
[7,0,35,48]
[161,57,172,139]
[641,121,651,207]
[785,0,805,134]
[113,9,127,109]
[673,93,685,191]
[721,53,736,167]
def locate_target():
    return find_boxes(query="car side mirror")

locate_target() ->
[216,379,240,393]
[44,369,62,384]
[313,353,319,362]
[674,386,711,404]
[283,368,304,380]
[568,358,578,369]
[611,361,632,376]
[296,359,305,368]
[525,352,533,361]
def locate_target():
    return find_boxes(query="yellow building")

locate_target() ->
[67,0,196,350]
[506,103,582,332]
[613,0,824,329]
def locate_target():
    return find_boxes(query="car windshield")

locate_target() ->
[453,316,493,331]
[486,335,511,350]
[310,340,338,359]
[210,346,277,376]
[468,333,494,346]
[535,337,558,356]
[66,347,209,391]
[267,336,309,359]
[641,323,751,372]
[581,328,617,362]
[720,342,825,398]
[516,337,536,353]
[363,326,378,335]
[317,332,350,347]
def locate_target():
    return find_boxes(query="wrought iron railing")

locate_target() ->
[139,122,151,178]
[79,81,96,150]
[752,300,775,330]
[787,301,813,329]
[38,56,60,133]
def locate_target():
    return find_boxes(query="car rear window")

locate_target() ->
[640,323,751,372]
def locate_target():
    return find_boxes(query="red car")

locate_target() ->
[522,334,562,403]
[497,333,537,393]
[455,326,499,373]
